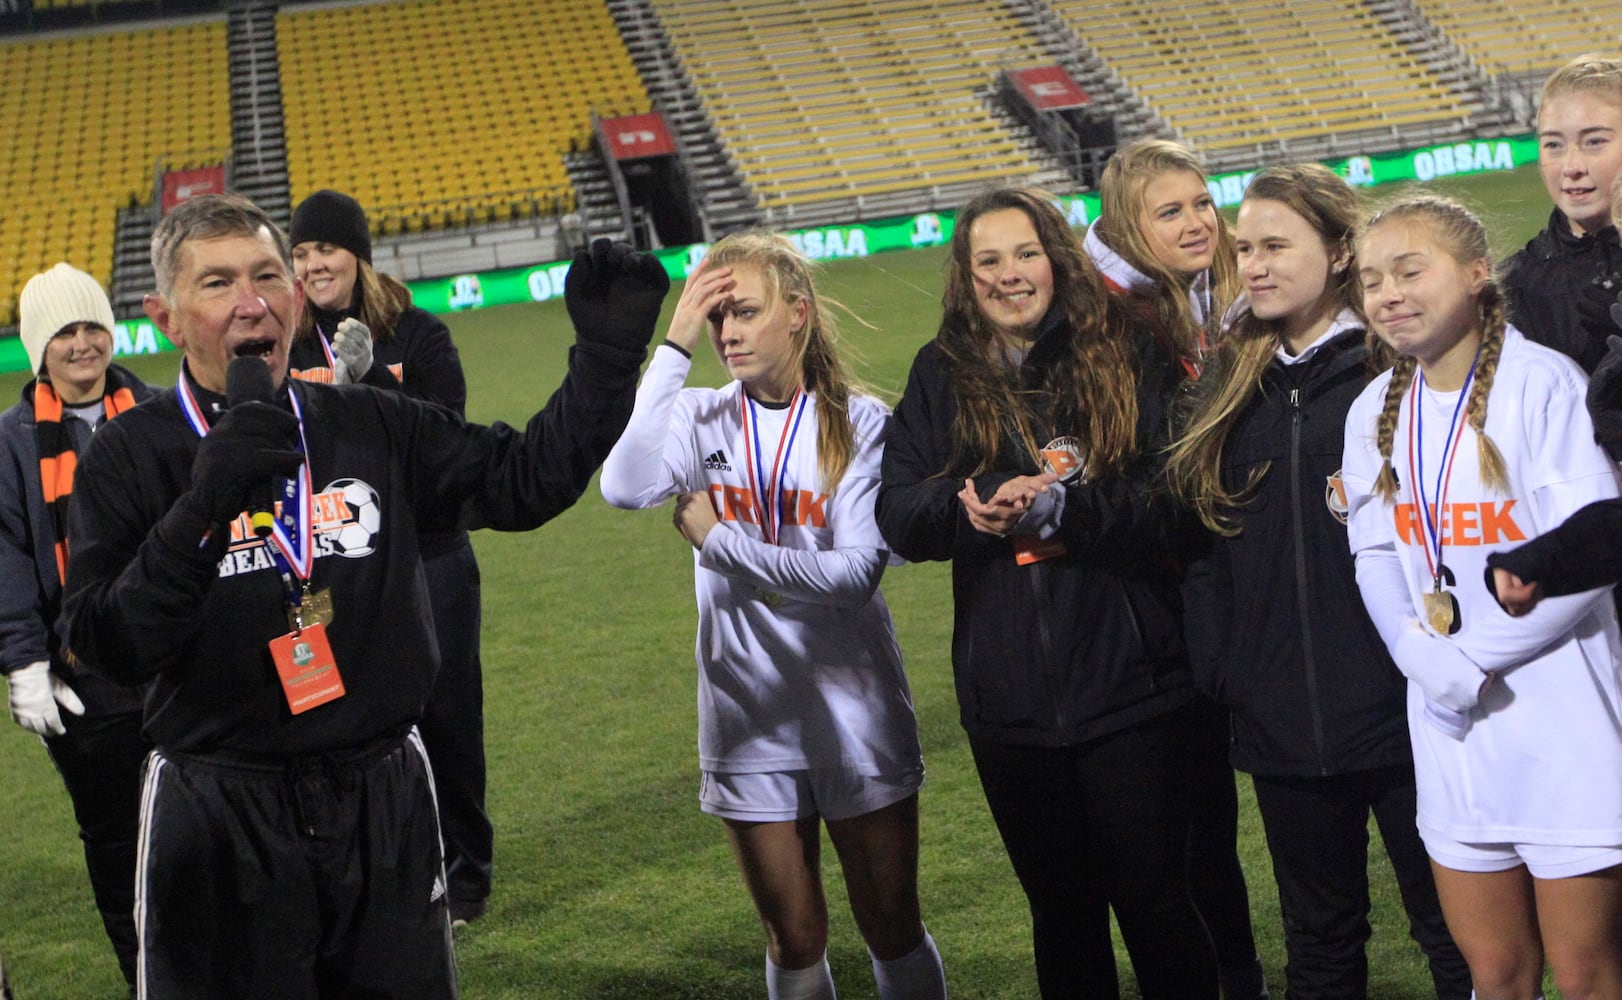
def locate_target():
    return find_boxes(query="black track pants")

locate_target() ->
[134,731,457,1000]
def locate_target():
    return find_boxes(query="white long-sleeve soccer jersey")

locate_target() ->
[601,345,922,776]
[1344,326,1622,846]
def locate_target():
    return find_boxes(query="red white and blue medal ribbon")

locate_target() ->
[739,388,809,546]
[313,324,337,369]
[266,388,316,579]
[177,359,315,581]
[1406,357,1478,586]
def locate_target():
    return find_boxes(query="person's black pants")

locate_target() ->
[1252,764,1471,1000]
[970,710,1219,1000]
[1181,698,1263,984]
[136,731,457,999]
[45,708,148,988]
[418,541,491,909]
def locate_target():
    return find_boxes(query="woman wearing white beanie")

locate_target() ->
[3,262,154,994]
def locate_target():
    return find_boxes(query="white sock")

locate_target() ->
[766,951,837,1000]
[870,930,946,1000]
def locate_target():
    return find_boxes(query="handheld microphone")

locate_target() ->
[225,356,279,538]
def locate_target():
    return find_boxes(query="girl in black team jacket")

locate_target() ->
[1500,55,1622,374]
[1166,165,1470,1000]
[286,190,492,928]
[1089,138,1265,999]
[877,187,1217,1000]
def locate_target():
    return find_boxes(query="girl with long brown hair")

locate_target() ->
[1344,194,1622,999]
[877,187,1217,999]
[1168,164,1470,998]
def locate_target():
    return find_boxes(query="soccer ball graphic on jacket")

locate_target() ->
[324,478,382,558]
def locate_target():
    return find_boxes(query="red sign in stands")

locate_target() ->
[1009,67,1091,111]
[160,165,227,215]
[601,113,677,161]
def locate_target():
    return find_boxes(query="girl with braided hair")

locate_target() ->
[1169,164,1470,999]
[601,231,945,1000]
[1342,193,1622,999]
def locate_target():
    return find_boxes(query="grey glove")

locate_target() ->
[331,317,374,384]
[564,238,671,353]
[7,661,84,737]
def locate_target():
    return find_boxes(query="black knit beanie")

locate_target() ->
[289,190,373,263]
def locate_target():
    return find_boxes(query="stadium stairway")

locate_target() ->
[109,2,291,315]
[109,207,155,320]
[605,0,763,236]
[1365,0,1522,131]
[226,2,291,227]
[562,148,632,243]
[1040,0,1500,172]
[1007,0,1170,148]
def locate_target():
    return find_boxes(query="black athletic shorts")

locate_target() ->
[135,729,456,999]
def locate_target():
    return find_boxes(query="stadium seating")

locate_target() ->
[649,0,1048,210]
[277,0,649,237]
[1046,0,1468,153]
[0,21,229,327]
[1409,0,1614,77]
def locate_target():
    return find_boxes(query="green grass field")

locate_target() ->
[0,165,1564,998]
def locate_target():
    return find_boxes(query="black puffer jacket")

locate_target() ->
[877,309,1194,747]
[1502,210,1622,373]
[1182,328,1412,776]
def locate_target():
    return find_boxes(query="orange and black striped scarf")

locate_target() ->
[36,370,140,584]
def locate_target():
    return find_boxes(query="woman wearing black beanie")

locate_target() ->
[288,189,493,929]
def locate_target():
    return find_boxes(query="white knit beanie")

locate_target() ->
[19,263,116,377]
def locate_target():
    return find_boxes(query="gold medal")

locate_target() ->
[287,585,335,631]
[1424,585,1457,635]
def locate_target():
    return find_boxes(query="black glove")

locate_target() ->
[1578,272,1622,343]
[1587,334,1622,461]
[187,401,306,524]
[564,238,671,352]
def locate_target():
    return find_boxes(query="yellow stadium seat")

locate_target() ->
[649,0,1046,208]
[0,21,229,318]
[1046,0,1471,148]
[277,0,649,224]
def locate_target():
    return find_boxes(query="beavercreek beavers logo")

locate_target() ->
[216,478,383,578]
[1041,436,1088,484]
[1325,470,1350,525]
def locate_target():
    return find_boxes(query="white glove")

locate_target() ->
[6,661,85,737]
[1391,620,1490,712]
[1422,698,1472,741]
[331,317,374,385]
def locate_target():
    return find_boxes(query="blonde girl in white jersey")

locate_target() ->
[1342,194,1622,1000]
[600,232,945,1000]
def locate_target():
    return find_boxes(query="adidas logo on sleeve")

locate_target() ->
[703,450,732,471]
